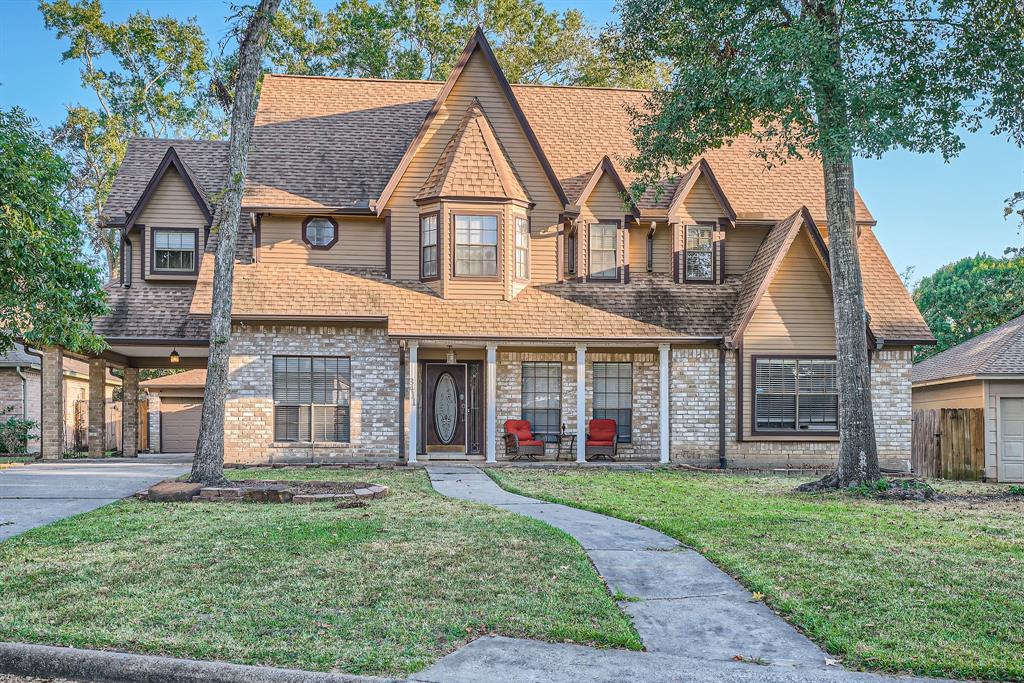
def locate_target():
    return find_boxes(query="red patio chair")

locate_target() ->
[586,419,618,461]
[503,420,546,461]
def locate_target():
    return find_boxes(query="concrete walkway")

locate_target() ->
[421,466,949,683]
[0,455,190,541]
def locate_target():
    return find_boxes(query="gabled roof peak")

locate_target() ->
[376,27,567,212]
[574,155,639,217]
[668,157,737,222]
[416,96,530,203]
[124,146,214,229]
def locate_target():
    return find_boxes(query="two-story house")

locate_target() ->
[43,29,932,468]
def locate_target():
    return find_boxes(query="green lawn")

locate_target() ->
[490,468,1024,681]
[0,468,639,676]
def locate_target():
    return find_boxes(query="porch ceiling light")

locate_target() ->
[169,349,180,364]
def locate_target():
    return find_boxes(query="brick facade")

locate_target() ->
[223,324,401,464]
[215,323,913,469]
[40,346,63,459]
[0,367,41,453]
[122,368,140,457]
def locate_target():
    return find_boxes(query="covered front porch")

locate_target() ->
[405,340,674,464]
[36,339,207,460]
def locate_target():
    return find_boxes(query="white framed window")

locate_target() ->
[514,215,529,279]
[754,358,838,433]
[685,224,715,281]
[589,222,618,280]
[152,229,196,273]
[420,213,438,279]
[454,214,498,277]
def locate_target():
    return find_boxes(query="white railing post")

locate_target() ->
[408,342,418,464]
[486,344,497,463]
[576,344,587,463]
[659,344,671,464]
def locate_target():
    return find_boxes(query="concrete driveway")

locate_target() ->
[0,455,191,542]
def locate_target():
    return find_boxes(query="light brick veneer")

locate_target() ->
[669,347,914,469]
[223,324,401,464]
[147,393,161,453]
[494,349,659,461]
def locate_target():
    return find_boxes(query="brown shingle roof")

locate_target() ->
[417,99,530,202]
[912,314,1024,384]
[239,74,873,223]
[95,283,209,340]
[189,261,735,341]
[103,139,228,225]
[141,368,207,388]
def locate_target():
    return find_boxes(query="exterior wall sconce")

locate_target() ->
[169,349,180,364]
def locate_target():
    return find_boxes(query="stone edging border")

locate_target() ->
[0,641,401,683]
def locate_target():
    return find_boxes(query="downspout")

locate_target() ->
[718,347,727,469]
[398,343,406,463]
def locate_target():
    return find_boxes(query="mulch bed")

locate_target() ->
[136,479,389,506]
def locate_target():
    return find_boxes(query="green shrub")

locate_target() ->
[0,406,37,454]
[1008,485,1024,496]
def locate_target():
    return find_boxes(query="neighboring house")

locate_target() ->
[54,29,932,468]
[912,314,1024,482]
[140,369,206,453]
[0,343,120,454]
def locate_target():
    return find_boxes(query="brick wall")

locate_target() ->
[494,349,659,461]
[669,347,913,469]
[224,324,401,464]
[147,393,161,453]
[0,368,41,453]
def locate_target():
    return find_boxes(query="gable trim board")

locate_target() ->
[667,158,737,224]
[124,147,213,230]
[375,28,569,213]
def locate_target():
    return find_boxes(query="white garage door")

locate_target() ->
[161,398,202,453]
[999,398,1024,483]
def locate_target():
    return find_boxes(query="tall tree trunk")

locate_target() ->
[816,154,880,487]
[799,0,879,491]
[189,0,281,485]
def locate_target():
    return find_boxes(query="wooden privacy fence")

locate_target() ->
[911,408,985,480]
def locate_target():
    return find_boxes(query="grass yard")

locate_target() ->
[491,469,1024,681]
[0,468,639,676]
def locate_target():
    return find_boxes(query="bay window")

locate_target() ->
[454,214,498,277]
[420,213,438,279]
[515,215,529,279]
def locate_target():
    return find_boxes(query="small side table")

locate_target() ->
[555,433,577,461]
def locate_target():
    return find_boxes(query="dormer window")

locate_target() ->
[152,229,197,274]
[589,222,618,281]
[454,214,498,277]
[302,216,338,249]
[684,224,715,282]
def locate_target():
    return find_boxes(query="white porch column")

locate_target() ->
[659,344,671,464]
[407,342,418,464]
[576,344,587,463]
[485,344,497,463]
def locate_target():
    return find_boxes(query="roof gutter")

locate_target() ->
[395,333,722,345]
[240,206,376,216]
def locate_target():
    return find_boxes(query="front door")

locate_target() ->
[424,363,467,453]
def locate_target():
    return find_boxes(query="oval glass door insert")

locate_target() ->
[433,372,458,444]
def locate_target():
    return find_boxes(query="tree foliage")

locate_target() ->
[262,0,664,87]
[39,0,220,276]
[0,108,107,355]
[619,0,1024,184]
[618,0,1024,487]
[914,253,1024,361]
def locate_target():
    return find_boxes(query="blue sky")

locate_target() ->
[2,0,1022,279]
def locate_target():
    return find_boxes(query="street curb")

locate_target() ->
[0,642,402,683]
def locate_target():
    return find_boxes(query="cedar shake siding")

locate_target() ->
[88,28,932,467]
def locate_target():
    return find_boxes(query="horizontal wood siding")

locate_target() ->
[384,47,562,296]
[742,230,836,439]
[579,174,629,280]
[628,223,671,276]
[259,214,385,268]
[726,225,771,277]
[911,380,984,411]
[137,167,208,280]
[675,176,723,223]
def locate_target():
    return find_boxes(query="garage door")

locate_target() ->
[999,397,1024,482]
[161,398,202,453]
